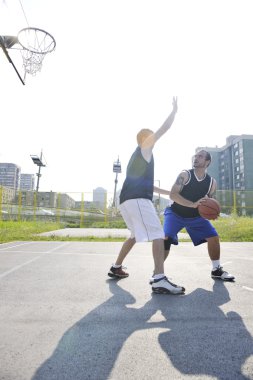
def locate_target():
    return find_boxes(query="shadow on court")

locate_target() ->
[32,280,253,380]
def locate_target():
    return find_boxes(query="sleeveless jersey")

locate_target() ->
[171,169,213,218]
[120,146,154,204]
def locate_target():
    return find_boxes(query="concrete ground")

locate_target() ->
[0,239,253,380]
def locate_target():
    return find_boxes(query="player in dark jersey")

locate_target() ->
[154,150,235,282]
[108,97,185,294]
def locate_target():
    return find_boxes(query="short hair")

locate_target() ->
[136,129,153,146]
[201,150,212,166]
[205,151,212,163]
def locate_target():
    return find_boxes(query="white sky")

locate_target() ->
[1,0,253,198]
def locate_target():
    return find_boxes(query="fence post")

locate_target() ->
[0,186,2,222]
[57,193,61,223]
[233,190,237,215]
[18,190,22,221]
[33,192,37,221]
[104,192,107,224]
[80,192,84,227]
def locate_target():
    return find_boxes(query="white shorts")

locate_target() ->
[119,198,164,242]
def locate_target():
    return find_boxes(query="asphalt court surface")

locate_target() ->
[0,240,253,380]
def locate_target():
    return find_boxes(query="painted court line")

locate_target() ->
[0,256,42,280]
[0,243,69,280]
[0,242,70,254]
[242,286,253,292]
[43,242,71,253]
[0,242,34,251]
[221,261,233,266]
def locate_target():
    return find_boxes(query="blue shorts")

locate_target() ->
[163,207,218,246]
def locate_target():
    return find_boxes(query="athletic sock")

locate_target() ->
[112,264,122,268]
[212,260,220,270]
[153,274,165,280]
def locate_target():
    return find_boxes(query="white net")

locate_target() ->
[18,27,56,76]
[20,49,45,75]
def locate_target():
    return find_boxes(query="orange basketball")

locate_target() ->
[198,198,221,220]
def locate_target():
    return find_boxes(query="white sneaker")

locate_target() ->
[152,276,185,295]
[211,266,235,281]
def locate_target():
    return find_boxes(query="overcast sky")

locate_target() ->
[1,0,253,200]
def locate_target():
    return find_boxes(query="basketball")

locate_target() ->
[198,198,221,220]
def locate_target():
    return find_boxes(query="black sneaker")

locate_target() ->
[211,266,235,281]
[152,276,185,294]
[108,265,129,279]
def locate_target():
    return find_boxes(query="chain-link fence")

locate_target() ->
[0,187,252,225]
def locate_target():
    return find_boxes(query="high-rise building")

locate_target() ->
[196,134,253,215]
[0,163,21,190]
[20,173,35,191]
[93,187,107,209]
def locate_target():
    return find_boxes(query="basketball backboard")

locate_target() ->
[0,1,56,85]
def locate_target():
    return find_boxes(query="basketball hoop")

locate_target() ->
[17,27,56,77]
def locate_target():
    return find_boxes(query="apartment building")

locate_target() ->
[93,187,107,209]
[196,134,253,215]
[20,173,35,191]
[0,163,21,190]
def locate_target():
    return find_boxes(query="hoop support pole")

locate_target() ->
[0,38,25,85]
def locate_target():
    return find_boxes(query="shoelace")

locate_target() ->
[153,276,179,287]
[215,267,230,276]
[214,266,223,272]
[164,277,179,287]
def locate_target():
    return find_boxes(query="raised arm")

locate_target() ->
[142,97,178,151]
[153,96,178,143]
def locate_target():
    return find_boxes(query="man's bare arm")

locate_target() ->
[208,178,217,198]
[153,97,178,143]
[153,185,170,196]
[142,97,178,150]
[170,171,205,208]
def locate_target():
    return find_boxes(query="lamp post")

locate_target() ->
[112,157,121,210]
[30,151,46,192]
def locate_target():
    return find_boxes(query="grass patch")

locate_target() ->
[0,220,127,243]
[0,221,63,243]
[212,215,253,242]
[0,216,252,243]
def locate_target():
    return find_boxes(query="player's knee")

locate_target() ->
[164,238,172,251]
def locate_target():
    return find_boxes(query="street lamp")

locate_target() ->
[112,157,121,209]
[31,151,46,192]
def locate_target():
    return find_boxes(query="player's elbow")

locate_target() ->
[169,191,178,202]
